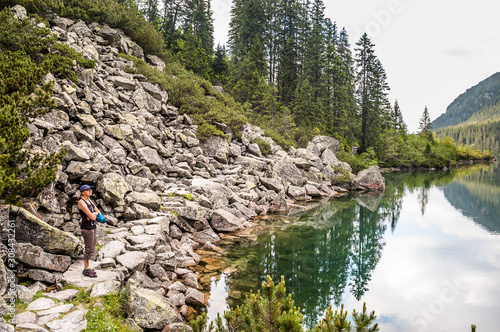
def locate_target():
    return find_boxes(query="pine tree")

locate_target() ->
[419,106,432,139]
[355,33,390,152]
[211,43,229,85]
[392,99,406,134]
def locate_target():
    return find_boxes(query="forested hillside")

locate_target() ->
[0,0,493,184]
[432,72,500,155]
[432,72,500,129]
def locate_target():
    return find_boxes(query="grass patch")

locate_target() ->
[182,193,194,201]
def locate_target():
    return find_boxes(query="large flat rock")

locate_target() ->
[61,261,122,289]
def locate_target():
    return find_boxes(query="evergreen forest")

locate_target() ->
[0,0,494,206]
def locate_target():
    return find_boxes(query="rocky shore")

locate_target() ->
[0,5,385,332]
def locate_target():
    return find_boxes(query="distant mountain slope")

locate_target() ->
[432,72,500,155]
[432,72,500,129]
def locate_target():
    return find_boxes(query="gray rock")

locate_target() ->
[62,142,90,161]
[68,20,92,38]
[98,173,130,205]
[247,143,262,157]
[14,311,37,325]
[167,291,185,307]
[13,323,46,332]
[104,124,133,140]
[129,271,161,290]
[116,251,148,272]
[17,285,35,304]
[107,147,128,164]
[16,243,71,273]
[210,209,242,232]
[354,166,385,191]
[287,186,309,201]
[125,192,161,210]
[109,76,136,91]
[28,269,63,284]
[272,159,305,186]
[26,298,57,311]
[199,136,230,164]
[42,289,80,302]
[13,207,81,257]
[260,177,284,192]
[90,280,121,298]
[66,161,93,178]
[126,283,181,329]
[99,240,125,259]
[185,287,205,307]
[146,55,166,71]
[133,88,161,113]
[37,303,74,317]
[310,136,340,155]
[10,4,27,19]
[62,261,121,289]
[45,308,88,332]
[125,175,151,192]
[137,146,163,171]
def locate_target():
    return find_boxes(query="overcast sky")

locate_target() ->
[211,0,500,132]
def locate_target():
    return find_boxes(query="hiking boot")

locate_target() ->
[82,269,97,278]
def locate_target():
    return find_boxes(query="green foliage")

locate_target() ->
[196,123,227,141]
[191,276,378,332]
[338,149,378,174]
[1,0,168,57]
[331,166,353,185]
[0,9,68,204]
[121,53,246,139]
[182,193,194,201]
[252,138,271,156]
[85,292,134,332]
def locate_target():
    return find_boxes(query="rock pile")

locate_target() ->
[0,5,385,331]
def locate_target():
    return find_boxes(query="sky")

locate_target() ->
[211,0,500,132]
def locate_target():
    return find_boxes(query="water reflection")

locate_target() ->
[209,162,500,330]
[223,192,390,327]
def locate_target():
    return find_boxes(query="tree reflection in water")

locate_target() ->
[224,191,394,327]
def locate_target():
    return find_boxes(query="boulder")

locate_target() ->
[90,280,121,298]
[185,287,205,307]
[63,142,90,161]
[272,159,305,186]
[309,136,340,155]
[13,207,81,257]
[126,283,181,329]
[354,166,385,191]
[125,192,161,210]
[98,173,130,205]
[137,146,163,171]
[210,209,242,232]
[16,243,71,273]
[260,177,284,192]
[199,136,230,164]
[109,76,136,91]
[62,260,121,289]
[116,251,148,272]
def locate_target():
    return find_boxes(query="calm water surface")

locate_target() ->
[206,162,500,331]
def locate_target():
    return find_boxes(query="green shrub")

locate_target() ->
[190,275,378,332]
[338,148,378,174]
[331,166,353,185]
[196,123,227,141]
[182,193,194,201]
[252,138,271,156]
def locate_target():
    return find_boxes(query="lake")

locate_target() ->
[204,162,500,331]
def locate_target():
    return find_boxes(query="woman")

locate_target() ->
[78,184,100,278]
